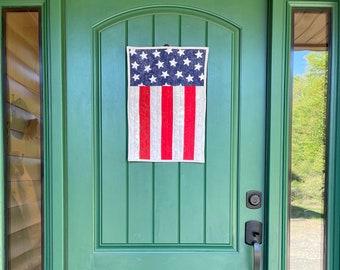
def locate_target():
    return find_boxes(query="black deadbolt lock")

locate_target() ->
[246,190,262,209]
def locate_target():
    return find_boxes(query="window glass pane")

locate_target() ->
[289,8,330,270]
[3,9,43,269]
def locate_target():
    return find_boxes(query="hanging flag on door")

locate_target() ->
[127,46,209,162]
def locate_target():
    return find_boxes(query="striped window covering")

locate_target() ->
[127,46,209,163]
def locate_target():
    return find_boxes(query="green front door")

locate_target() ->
[64,0,267,269]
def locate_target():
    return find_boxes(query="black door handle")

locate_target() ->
[245,220,262,270]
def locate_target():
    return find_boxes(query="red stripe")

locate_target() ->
[183,86,196,160]
[161,86,173,160]
[139,86,150,159]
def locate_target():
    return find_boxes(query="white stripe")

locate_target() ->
[194,86,206,162]
[128,86,140,161]
[172,86,185,161]
[150,86,162,160]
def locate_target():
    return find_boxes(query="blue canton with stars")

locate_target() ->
[127,46,208,87]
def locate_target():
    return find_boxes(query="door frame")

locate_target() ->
[267,0,340,269]
[0,0,339,269]
[0,0,66,269]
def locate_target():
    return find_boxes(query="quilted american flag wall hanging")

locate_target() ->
[127,46,209,163]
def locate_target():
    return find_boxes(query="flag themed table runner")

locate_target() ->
[127,46,209,162]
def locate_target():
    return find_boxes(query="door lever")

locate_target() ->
[245,220,262,270]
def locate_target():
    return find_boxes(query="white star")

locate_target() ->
[169,58,177,67]
[195,50,203,58]
[132,74,140,81]
[161,71,169,78]
[195,63,203,70]
[186,74,194,82]
[153,50,161,58]
[129,48,137,55]
[149,75,157,83]
[131,61,139,69]
[140,51,148,59]
[144,65,151,73]
[156,60,164,69]
[183,58,191,66]
[177,49,185,56]
[165,48,173,54]
[175,71,183,78]
[199,73,205,81]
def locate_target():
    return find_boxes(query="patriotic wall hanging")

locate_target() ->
[127,46,209,163]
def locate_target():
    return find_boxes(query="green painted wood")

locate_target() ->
[0,0,334,269]
[178,23,208,246]
[99,21,128,244]
[205,23,234,245]
[5,0,340,269]
[65,0,267,269]
[152,15,180,245]
[180,163,205,243]
[0,0,339,269]
[154,163,180,244]
[326,3,340,269]
[313,3,340,270]
[43,0,67,269]
[128,163,154,244]
[96,10,239,249]
[266,0,288,267]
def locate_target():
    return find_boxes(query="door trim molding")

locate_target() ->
[92,5,241,252]
[44,0,67,269]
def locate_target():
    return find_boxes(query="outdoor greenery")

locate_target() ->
[291,51,328,217]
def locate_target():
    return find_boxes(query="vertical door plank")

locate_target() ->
[153,14,180,244]
[128,163,154,243]
[205,24,233,244]
[100,22,128,244]
[127,16,154,244]
[154,164,179,243]
[180,163,205,243]
[179,16,207,244]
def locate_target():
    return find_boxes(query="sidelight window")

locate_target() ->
[289,8,330,270]
[2,8,43,270]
